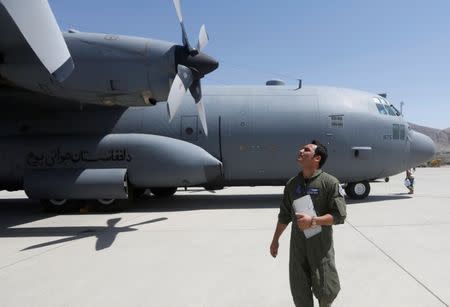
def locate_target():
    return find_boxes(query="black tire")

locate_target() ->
[40,199,80,213]
[150,187,177,198]
[344,181,370,200]
[95,198,128,212]
[128,187,148,202]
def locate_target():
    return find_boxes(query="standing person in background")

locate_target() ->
[406,168,415,194]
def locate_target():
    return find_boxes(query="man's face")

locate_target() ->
[297,144,319,167]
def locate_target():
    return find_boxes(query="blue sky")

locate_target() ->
[50,0,450,129]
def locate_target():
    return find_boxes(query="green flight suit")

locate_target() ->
[278,169,347,307]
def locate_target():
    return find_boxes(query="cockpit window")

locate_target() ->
[376,103,388,115]
[374,97,400,116]
[389,104,402,116]
[386,105,396,116]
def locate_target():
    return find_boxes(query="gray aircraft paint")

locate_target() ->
[0,85,435,200]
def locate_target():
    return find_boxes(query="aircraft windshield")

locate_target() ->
[373,97,400,116]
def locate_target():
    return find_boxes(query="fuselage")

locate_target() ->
[142,85,434,184]
[0,85,435,191]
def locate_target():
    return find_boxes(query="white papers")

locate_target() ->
[293,195,322,238]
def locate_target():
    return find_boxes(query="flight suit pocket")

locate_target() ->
[311,259,340,303]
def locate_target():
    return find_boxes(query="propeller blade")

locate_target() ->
[172,0,183,23]
[190,78,208,135]
[189,79,202,103]
[172,0,196,54]
[167,65,193,121]
[1,0,74,82]
[196,100,208,136]
[197,25,209,51]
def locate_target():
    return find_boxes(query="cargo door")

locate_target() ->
[218,96,252,181]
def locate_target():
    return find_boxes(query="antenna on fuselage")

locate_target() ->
[294,79,302,90]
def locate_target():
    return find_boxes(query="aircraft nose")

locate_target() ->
[409,130,436,166]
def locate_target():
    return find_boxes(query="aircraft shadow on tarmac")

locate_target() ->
[0,217,167,251]
[0,193,410,251]
[132,193,412,211]
[0,193,411,223]
[346,194,411,205]
[0,194,281,251]
[131,194,282,212]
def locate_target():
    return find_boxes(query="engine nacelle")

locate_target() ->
[1,133,223,194]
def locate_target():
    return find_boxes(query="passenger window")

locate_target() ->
[329,115,344,128]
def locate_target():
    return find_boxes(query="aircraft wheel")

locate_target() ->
[134,188,147,197]
[96,198,127,212]
[150,187,177,198]
[40,199,79,213]
[128,187,148,202]
[98,199,115,205]
[126,183,147,203]
[345,181,370,199]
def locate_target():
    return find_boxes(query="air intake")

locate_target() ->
[266,80,285,86]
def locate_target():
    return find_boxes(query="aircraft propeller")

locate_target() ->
[167,0,219,136]
[0,0,74,82]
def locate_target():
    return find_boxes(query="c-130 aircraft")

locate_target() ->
[0,2,435,211]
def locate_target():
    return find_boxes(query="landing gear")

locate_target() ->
[95,198,129,212]
[150,187,177,197]
[344,181,370,199]
[40,199,79,212]
[97,198,115,205]
[130,188,148,201]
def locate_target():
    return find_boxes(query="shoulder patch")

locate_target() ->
[339,185,346,197]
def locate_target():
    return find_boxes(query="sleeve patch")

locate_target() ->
[339,185,346,197]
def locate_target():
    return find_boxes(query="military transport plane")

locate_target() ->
[0,2,435,211]
[0,80,435,211]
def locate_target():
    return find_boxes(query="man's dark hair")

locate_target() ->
[311,140,328,168]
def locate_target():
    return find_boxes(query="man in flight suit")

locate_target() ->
[270,140,346,307]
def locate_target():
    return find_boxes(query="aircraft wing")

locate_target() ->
[0,82,99,112]
[0,0,74,82]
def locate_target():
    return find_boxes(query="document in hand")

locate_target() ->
[293,195,322,238]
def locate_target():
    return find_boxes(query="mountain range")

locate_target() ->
[410,123,450,153]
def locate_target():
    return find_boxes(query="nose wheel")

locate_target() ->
[344,181,370,199]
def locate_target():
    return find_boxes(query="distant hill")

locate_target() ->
[409,123,450,153]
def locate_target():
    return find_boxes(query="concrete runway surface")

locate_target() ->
[0,167,449,307]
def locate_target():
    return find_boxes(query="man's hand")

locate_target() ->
[270,240,279,258]
[296,213,312,230]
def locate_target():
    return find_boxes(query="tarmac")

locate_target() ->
[0,167,449,307]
